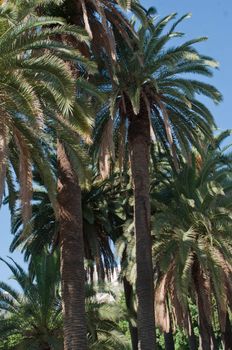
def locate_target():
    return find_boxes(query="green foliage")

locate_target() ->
[93,10,221,177]
[0,253,63,350]
[0,332,23,350]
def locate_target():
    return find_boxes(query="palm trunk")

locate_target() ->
[222,312,232,350]
[193,262,216,350]
[164,330,175,350]
[188,334,198,350]
[198,312,216,350]
[57,140,87,350]
[187,312,198,350]
[127,97,156,349]
[123,277,139,350]
[42,345,51,350]
[164,298,175,350]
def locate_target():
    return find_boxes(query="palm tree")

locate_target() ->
[9,172,123,278]
[8,165,138,346]
[0,3,81,218]
[152,133,232,350]
[0,1,97,348]
[93,12,221,348]
[37,3,155,348]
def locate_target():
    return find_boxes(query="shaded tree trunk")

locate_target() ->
[57,140,87,350]
[127,97,156,350]
[198,300,216,350]
[188,334,198,350]
[123,277,139,350]
[164,298,175,350]
[222,312,232,350]
[187,313,198,350]
[164,330,175,350]
[42,345,51,350]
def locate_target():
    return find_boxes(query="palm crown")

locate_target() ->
[0,2,96,220]
[109,13,222,165]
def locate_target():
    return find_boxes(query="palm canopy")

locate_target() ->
[94,13,222,176]
[9,171,129,281]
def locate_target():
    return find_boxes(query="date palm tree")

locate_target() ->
[152,132,232,350]
[37,3,154,347]
[93,12,222,349]
[0,1,97,348]
[0,5,80,217]
[9,173,121,280]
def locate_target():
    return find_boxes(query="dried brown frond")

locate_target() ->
[155,273,170,332]
[143,94,156,142]
[212,248,232,330]
[80,0,93,39]
[0,115,8,206]
[118,114,126,172]
[157,98,180,172]
[195,153,203,170]
[99,118,115,179]
[14,129,32,224]
[91,0,116,62]
[193,263,213,326]
[169,277,186,331]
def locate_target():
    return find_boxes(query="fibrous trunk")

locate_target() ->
[123,277,139,350]
[127,97,156,349]
[193,262,216,350]
[164,330,175,350]
[57,140,87,350]
[222,312,232,350]
[187,311,198,350]
[164,299,175,350]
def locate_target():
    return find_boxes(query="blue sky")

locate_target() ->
[143,0,232,132]
[0,0,231,285]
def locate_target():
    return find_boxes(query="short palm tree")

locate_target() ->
[9,173,122,280]
[94,13,222,349]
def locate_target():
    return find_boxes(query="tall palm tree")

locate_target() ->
[0,3,81,217]
[93,13,222,348]
[0,1,97,348]
[38,3,155,348]
[152,133,232,350]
